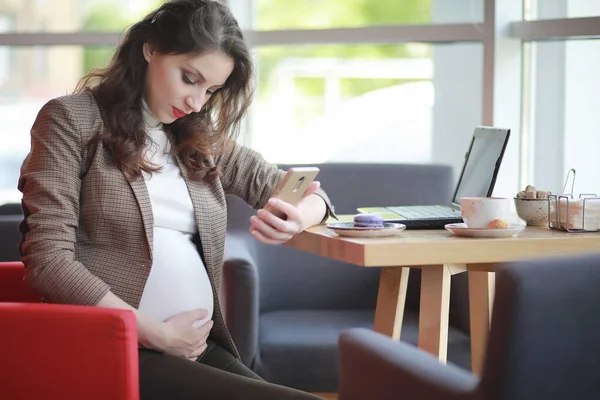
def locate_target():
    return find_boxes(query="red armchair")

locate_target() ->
[0,261,140,400]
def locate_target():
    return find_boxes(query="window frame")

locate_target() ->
[0,0,599,195]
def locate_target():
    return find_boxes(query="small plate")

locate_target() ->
[444,223,525,238]
[327,222,406,238]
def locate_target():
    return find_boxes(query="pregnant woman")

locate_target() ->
[17,1,334,399]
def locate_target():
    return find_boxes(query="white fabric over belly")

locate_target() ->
[137,106,213,327]
[138,228,213,327]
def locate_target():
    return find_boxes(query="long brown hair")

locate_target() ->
[76,0,254,181]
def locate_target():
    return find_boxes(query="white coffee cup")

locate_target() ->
[460,197,510,228]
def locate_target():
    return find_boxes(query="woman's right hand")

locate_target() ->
[96,292,212,359]
[158,309,213,359]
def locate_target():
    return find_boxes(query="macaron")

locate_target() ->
[353,213,385,228]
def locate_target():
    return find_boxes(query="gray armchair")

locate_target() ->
[338,252,600,400]
[223,163,472,392]
[0,203,22,262]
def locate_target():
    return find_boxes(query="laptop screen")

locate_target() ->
[451,126,510,205]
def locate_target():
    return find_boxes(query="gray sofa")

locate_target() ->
[338,252,600,400]
[0,203,22,262]
[222,163,472,393]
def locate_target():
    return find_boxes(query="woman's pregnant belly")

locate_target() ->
[138,228,214,327]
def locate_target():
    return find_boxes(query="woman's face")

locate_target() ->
[143,45,234,124]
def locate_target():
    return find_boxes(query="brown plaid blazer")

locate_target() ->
[18,90,333,357]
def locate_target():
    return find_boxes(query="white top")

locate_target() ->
[137,105,213,327]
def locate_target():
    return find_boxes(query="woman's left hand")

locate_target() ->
[250,181,321,245]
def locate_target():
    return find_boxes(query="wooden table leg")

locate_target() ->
[418,265,452,363]
[468,270,495,375]
[373,267,410,340]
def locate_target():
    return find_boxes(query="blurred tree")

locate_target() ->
[257,0,431,30]
[81,4,127,74]
[255,0,432,125]
[80,0,431,126]
[82,1,163,74]
[256,0,431,97]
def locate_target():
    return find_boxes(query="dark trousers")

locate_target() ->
[139,341,322,400]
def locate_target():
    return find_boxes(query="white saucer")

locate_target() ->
[444,223,525,238]
[327,222,406,238]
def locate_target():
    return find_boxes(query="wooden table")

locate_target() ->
[286,217,600,374]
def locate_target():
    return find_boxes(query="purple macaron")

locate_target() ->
[353,213,385,228]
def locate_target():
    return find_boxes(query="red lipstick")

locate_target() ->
[172,107,187,119]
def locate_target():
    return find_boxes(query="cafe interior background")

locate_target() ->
[0,0,598,207]
[2,2,600,399]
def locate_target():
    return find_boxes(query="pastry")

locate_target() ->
[354,213,385,228]
[488,219,509,229]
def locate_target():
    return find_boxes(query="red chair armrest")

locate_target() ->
[0,303,139,400]
[0,261,42,303]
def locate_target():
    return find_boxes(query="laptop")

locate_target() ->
[357,126,511,229]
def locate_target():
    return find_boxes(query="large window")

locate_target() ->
[0,0,160,32]
[529,39,600,197]
[0,45,115,204]
[0,0,599,205]
[250,43,435,164]
[251,0,483,30]
[526,0,600,19]
[522,0,600,197]
[233,0,488,192]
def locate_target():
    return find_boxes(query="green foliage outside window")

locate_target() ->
[255,0,432,126]
[82,1,163,73]
[256,0,432,29]
[81,0,432,127]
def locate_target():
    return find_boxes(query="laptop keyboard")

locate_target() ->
[387,205,461,219]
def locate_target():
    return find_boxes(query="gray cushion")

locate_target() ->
[0,215,22,261]
[339,329,477,400]
[338,253,600,400]
[226,162,456,313]
[223,162,471,392]
[487,252,600,399]
[255,309,471,392]
[0,203,22,215]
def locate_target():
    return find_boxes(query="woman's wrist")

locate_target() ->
[297,194,327,231]
[136,314,168,351]
[95,291,167,351]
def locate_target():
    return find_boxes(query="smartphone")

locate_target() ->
[264,167,320,218]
